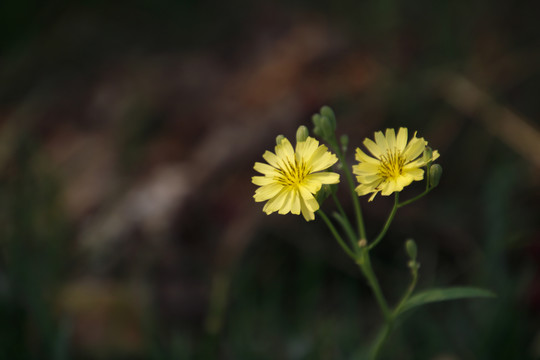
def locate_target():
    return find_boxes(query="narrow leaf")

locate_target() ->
[400,287,496,314]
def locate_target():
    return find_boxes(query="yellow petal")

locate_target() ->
[252,176,274,186]
[380,181,396,196]
[275,138,295,164]
[355,147,379,164]
[290,189,301,215]
[305,172,339,185]
[368,191,378,202]
[262,150,280,168]
[296,137,319,163]
[254,182,283,202]
[352,162,380,176]
[386,128,396,150]
[263,189,289,214]
[402,167,424,180]
[309,146,338,172]
[254,162,278,176]
[402,136,426,162]
[363,138,383,159]
[396,127,408,151]
[277,190,293,215]
[300,198,315,221]
[300,177,322,193]
[374,130,389,153]
[432,149,440,161]
[298,186,319,212]
[394,175,414,191]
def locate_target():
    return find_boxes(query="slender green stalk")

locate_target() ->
[370,321,393,360]
[397,188,432,208]
[369,193,399,250]
[332,212,358,251]
[367,263,419,359]
[393,267,419,317]
[317,209,356,260]
[358,250,391,321]
[330,138,367,241]
[331,191,348,225]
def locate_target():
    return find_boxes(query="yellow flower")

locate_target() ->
[353,128,439,201]
[252,136,340,221]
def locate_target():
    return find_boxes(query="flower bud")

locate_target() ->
[315,183,335,205]
[423,146,433,163]
[405,239,417,261]
[320,106,336,131]
[319,115,334,139]
[340,134,349,152]
[312,114,323,137]
[429,164,443,187]
[276,134,285,145]
[296,125,309,142]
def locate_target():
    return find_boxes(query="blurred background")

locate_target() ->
[1,0,539,359]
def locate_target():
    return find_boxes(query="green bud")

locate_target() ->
[405,239,417,261]
[319,115,334,139]
[276,134,285,145]
[423,146,433,163]
[408,260,420,271]
[429,164,443,187]
[296,125,309,142]
[312,114,323,137]
[315,183,335,205]
[320,106,336,131]
[340,134,349,152]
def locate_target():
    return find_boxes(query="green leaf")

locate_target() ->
[400,287,496,314]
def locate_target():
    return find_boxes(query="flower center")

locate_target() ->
[379,149,405,180]
[278,159,308,187]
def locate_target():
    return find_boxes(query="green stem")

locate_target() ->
[393,267,419,318]
[330,138,367,241]
[397,188,432,208]
[332,212,359,252]
[370,321,393,360]
[369,193,399,250]
[317,209,356,260]
[358,250,391,321]
[331,191,349,226]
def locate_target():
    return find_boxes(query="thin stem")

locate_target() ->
[397,188,432,208]
[393,267,419,318]
[330,138,367,241]
[358,250,391,320]
[369,193,399,250]
[317,209,356,260]
[370,321,393,360]
[331,191,348,225]
[332,212,358,251]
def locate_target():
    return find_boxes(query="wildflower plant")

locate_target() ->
[252,106,494,359]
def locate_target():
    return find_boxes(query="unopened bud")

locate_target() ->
[319,115,334,139]
[312,114,323,137]
[315,184,331,205]
[405,239,417,261]
[358,238,367,248]
[423,146,433,163]
[320,106,336,131]
[296,125,309,142]
[276,134,285,145]
[429,164,443,187]
[340,134,349,152]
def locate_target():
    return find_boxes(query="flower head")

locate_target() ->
[353,128,439,201]
[252,136,340,221]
